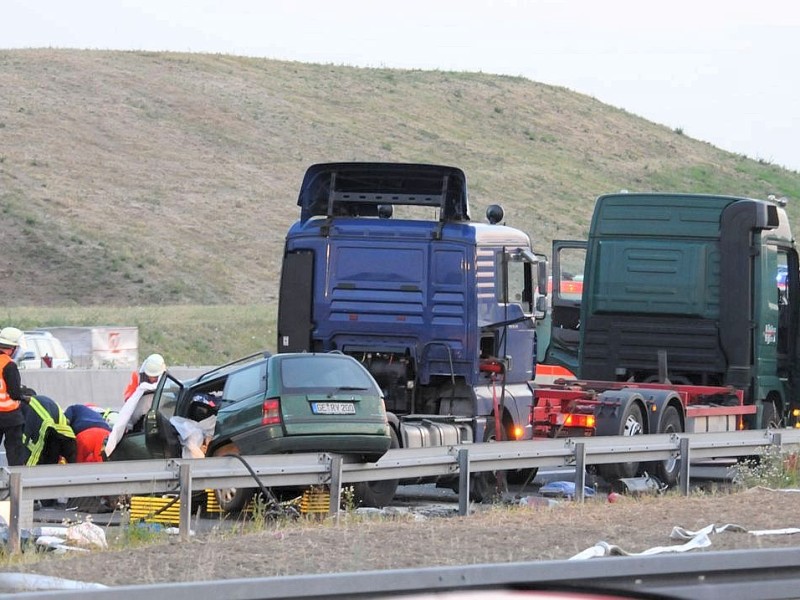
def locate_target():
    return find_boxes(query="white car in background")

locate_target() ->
[14,331,74,369]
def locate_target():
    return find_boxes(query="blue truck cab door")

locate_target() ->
[485,247,546,384]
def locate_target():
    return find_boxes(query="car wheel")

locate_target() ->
[212,444,255,514]
[353,428,399,508]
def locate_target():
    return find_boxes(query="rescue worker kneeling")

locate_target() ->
[65,404,112,463]
[21,391,77,466]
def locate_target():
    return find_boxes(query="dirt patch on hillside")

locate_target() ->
[4,487,800,587]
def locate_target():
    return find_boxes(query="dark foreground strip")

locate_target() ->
[10,547,800,600]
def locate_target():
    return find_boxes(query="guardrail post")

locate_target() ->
[772,432,783,449]
[679,437,690,496]
[329,455,343,522]
[574,443,586,503]
[9,472,21,554]
[179,463,191,543]
[457,448,470,516]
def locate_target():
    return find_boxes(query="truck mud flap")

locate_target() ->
[593,390,647,437]
[638,390,684,435]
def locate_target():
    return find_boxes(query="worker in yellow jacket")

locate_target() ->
[21,392,76,466]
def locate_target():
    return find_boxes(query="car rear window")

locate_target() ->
[280,355,376,391]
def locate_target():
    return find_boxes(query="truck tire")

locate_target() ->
[212,444,255,514]
[469,420,505,503]
[597,402,645,482]
[762,400,781,429]
[652,405,682,487]
[353,428,399,508]
[506,467,539,487]
[738,399,781,465]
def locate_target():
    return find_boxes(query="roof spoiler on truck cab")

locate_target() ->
[297,162,470,223]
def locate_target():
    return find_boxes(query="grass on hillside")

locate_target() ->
[0,305,277,366]
[3,49,800,308]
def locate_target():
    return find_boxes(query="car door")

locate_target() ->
[144,373,185,457]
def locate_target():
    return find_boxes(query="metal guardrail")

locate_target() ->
[3,428,800,552]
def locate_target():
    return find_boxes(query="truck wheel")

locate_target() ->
[506,467,539,487]
[470,470,498,503]
[353,428,399,508]
[470,420,505,503]
[212,444,255,514]
[652,406,682,487]
[738,400,782,466]
[597,402,644,482]
[762,400,781,429]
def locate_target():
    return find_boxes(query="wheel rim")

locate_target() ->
[765,401,781,428]
[623,413,643,436]
[662,422,679,474]
[217,487,239,505]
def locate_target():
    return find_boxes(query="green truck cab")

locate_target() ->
[547,193,800,429]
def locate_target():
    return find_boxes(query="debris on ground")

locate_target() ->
[538,481,596,499]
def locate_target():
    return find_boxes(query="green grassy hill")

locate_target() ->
[2,48,799,363]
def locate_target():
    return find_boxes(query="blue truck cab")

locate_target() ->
[277,163,547,472]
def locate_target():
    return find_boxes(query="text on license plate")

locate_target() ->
[312,402,356,415]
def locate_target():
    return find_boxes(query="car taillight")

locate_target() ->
[262,398,281,425]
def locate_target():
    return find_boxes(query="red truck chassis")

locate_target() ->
[530,379,752,439]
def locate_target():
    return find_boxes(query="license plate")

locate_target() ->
[312,402,356,415]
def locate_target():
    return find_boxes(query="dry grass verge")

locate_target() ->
[4,487,800,586]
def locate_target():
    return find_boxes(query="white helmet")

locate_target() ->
[142,353,166,378]
[0,327,23,348]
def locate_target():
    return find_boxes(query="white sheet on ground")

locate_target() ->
[65,520,108,549]
[570,533,712,560]
[671,523,800,538]
[0,573,107,592]
[572,520,800,560]
[669,523,748,540]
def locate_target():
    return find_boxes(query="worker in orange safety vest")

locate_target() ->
[122,353,167,432]
[0,327,29,466]
[123,353,167,399]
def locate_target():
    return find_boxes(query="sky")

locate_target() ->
[3,0,799,171]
